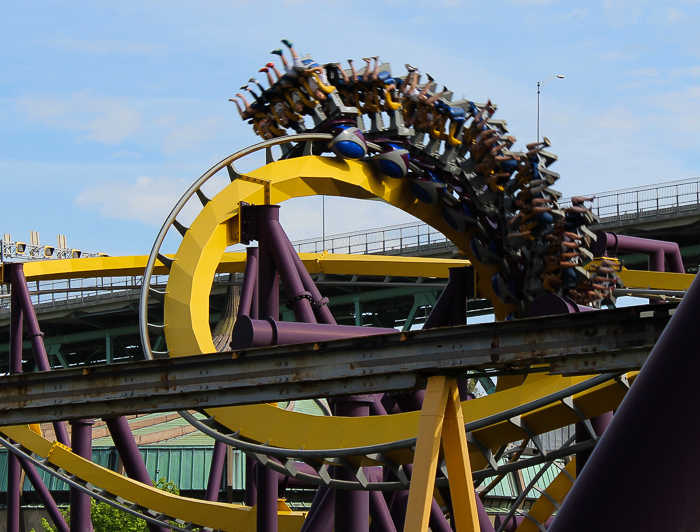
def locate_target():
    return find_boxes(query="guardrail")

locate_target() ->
[3,177,698,312]
[292,221,451,256]
[559,176,700,224]
[0,273,234,313]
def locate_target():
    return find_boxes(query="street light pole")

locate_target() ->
[537,74,565,142]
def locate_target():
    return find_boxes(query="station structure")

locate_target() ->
[1,51,699,532]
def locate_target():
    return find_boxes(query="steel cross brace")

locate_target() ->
[405,376,480,532]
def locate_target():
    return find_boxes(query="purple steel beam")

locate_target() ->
[367,469,397,532]
[257,205,280,532]
[369,394,388,416]
[6,448,21,532]
[10,264,70,446]
[20,456,68,532]
[575,412,613,476]
[380,395,401,415]
[7,289,21,532]
[10,284,22,375]
[549,271,700,531]
[256,451,279,532]
[284,239,336,325]
[332,396,372,532]
[230,316,396,349]
[388,473,452,532]
[265,219,316,323]
[393,391,426,413]
[447,267,468,326]
[300,486,334,532]
[423,267,469,330]
[595,232,684,273]
[422,279,453,329]
[240,247,259,507]
[205,441,227,502]
[70,419,94,532]
[245,460,257,507]
[105,417,168,532]
[239,247,259,318]
[258,205,280,321]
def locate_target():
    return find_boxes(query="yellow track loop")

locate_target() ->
[162,153,634,469]
[0,425,305,532]
[207,373,633,468]
[163,155,512,358]
[515,458,577,532]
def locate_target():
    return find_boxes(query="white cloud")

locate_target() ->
[16,90,143,145]
[162,116,226,155]
[75,175,190,225]
[666,7,686,23]
[628,68,660,77]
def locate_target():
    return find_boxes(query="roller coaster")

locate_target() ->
[1,45,698,532]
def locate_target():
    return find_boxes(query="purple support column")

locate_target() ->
[6,448,21,532]
[423,270,460,329]
[7,289,21,532]
[257,463,278,532]
[240,248,260,508]
[594,232,685,273]
[574,412,613,476]
[549,272,700,532]
[105,417,168,532]
[369,394,388,416]
[332,396,372,532]
[239,248,259,318]
[447,267,468,326]
[265,220,316,323]
[258,205,280,321]
[70,419,94,532]
[7,279,24,532]
[300,486,334,532]
[205,441,227,502]
[10,264,69,446]
[367,469,397,532]
[474,492,495,532]
[394,390,426,413]
[285,239,336,325]
[20,457,69,532]
[257,205,280,532]
[245,460,257,507]
[231,316,396,350]
[387,467,452,532]
[9,279,22,375]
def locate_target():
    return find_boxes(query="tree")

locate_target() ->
[35,478,179,532]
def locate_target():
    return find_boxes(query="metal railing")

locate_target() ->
[559,176,700,224]
[4,177,699,311]
[292,221,451,256]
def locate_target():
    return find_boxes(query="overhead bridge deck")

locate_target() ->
[0,302,673,426]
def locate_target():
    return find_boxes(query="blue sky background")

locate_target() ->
[2,1,699,256]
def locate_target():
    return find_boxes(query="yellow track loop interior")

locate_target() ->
[163,155,512,358]
[0,425,305,532]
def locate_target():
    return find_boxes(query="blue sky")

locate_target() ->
[2,1,699,256]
